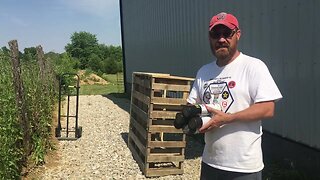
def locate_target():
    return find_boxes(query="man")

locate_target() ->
[187,12,283,180]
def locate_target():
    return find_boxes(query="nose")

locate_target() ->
[217,36,227,42]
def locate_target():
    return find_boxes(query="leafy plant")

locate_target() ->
[0,50,23,179]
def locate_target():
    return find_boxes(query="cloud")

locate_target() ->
[59,0,119,18]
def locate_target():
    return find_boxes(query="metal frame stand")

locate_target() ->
[55,73,82,140]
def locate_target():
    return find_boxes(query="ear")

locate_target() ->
[236,29,241,40]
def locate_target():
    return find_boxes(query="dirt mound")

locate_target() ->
[78,70,108,85]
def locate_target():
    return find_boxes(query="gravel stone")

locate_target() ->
[39,95,204,179]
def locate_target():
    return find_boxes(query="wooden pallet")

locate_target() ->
[128,72,194,177]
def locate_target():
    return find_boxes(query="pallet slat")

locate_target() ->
[147,154,184,162]
[133,75,151,89]
[149,125,182,133]
[150,111,177,119]
[146,168,184,177]
[132,90,150,105]
[151,97,187,105]
[128,141,145,171]
[129,131,146,157]
[130,117,147,139]
[148,141,186,148]
[152,83,191,92]
[131,103,148,120]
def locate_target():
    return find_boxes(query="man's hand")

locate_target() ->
[199,101,275,133]
[199,105,234,133]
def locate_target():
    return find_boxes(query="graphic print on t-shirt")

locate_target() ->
[202,79,234,113]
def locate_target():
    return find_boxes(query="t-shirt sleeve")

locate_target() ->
[249,60,283,103]
[187,84,200,104]
[187,75,201,104]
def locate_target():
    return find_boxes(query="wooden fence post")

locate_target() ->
[36,45,46,82]
[8,40,31,158]
[36,45,49,94]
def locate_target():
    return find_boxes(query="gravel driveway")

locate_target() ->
[38,95,204,180]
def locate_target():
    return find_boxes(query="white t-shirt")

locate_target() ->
[187,53,282,173]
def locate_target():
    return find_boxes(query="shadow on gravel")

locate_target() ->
[121,132,129,146]
[120,132,204,160]
[102,93,130,113]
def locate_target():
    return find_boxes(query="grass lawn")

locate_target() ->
[101,73,123,83]
[79,73,124,95]
[80,84,123,95]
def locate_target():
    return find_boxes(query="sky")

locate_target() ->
[0,0,121,53]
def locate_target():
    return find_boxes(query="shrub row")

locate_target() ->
[0,48,58,179]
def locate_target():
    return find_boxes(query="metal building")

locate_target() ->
[120,0,320,151]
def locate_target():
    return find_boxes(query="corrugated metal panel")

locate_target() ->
[261,0,320,149]
[121,0,320,149]
[122,0,212,79]
[314,0,320,149]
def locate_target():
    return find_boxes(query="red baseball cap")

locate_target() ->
[209,12,239,31]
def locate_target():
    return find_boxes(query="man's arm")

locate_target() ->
[199,101,275,133]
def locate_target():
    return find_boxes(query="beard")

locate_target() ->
[211,42,237,62]
[214,47,230,60]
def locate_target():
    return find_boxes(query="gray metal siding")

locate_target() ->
[121,0,212,79]
[121,0,320,149]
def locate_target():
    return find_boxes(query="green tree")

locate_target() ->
[51,52,77,76]
[1,46,10,56]
[65,31,99,69]
[65,31,123,74]
[99,45,123,73]
[23,47,37,62]
[88,53,102,72]
[45,51,60,61]
[103,58,118,74]
[109,46,122,62]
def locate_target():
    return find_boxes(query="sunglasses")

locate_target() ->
[209,29,237,39]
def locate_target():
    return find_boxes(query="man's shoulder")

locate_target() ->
[239,53,266,66]
[240,53,260,61]
[198,61,215,72]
